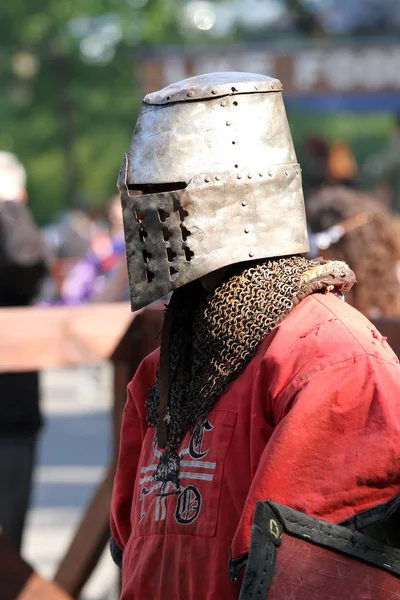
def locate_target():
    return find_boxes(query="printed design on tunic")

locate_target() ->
[189,419,213,459]
[138,418,214,525]
[175,485,202,524]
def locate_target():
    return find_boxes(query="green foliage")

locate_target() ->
[0,0,185,224]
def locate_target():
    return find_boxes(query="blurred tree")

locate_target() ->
[0,0,184,224]
[284,0,325,35]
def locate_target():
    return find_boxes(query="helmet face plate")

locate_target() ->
[120,158,308,311]
[120,72,309,311]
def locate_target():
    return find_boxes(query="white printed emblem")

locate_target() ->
[138,419,215,525]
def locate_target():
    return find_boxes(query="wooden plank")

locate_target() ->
[0,303,133,371]
[53,466,115,598]
[0,534,33,600]
[0,533,72,600]
[17,574,72,600]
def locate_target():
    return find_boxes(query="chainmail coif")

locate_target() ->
[146,255,352,490]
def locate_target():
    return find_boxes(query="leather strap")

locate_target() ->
[157,292,177,448]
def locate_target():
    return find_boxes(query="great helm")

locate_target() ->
[119,72,309,311]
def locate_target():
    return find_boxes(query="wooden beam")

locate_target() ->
[0,534,32,600]
[0,303,133,371]
[53,466,115,598]
[17,574,72,600]
[0,533,72,600]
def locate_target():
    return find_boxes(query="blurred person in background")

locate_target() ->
[327,140,358,187]
[60,194,129,304]
[303,135,330,194]
[307,186,400,318]
[56,195,129,407]
[42,208,94,260]
[0,151,47,550]
[303,136,358,194]
[39,208,96,304]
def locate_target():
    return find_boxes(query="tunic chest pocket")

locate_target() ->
[132,409,237,538]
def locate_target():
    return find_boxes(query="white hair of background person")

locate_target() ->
[0,151,27,202]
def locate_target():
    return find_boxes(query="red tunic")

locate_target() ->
[111,293,400,600]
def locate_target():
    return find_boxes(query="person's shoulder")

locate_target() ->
[265,292,399,381]
[301,293,398,363]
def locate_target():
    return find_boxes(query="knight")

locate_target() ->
[111,72,400,599]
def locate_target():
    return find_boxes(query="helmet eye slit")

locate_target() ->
[128,182,187,194]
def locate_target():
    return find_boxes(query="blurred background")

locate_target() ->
[1,1,400,599]
[2,0,400,225]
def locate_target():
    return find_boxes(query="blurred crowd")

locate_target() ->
[0,154,130,314]
[40,194,129,306]
[0,151,129,554]
[303,116,400,320]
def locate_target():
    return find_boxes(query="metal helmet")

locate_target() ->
[119,72,309,311]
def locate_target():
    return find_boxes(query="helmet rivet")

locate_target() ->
[215,175,221,181]
[247,173,252,179]
[221,100,227,107]
[254,84,259,90]
[204,176,211,183]
[244,227,250,234]
[268,170,273,177]
[259,172,263,177]
[249,251,255,257]
[212,89,218,95]
[270,83,274,89]
[237,174,242,179]
[285,170,289,176]
[226,120,232,126]
[187,90,195,97]
[242,201,247,206]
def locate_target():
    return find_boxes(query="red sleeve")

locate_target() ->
[111,352,158,551]
[110,387,143,552]
[231,353,400,560]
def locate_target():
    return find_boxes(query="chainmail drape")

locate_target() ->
[149,256,329,446]
[146,255,353,491]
